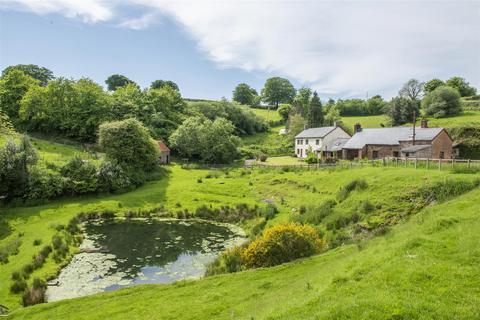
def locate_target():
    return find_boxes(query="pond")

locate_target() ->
[47,219,246,301]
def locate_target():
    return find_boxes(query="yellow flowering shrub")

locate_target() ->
[241,222,325,268]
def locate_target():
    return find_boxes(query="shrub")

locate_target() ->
[305,152,318,164]
[25,168,64,201]
[10,278,27,293]
[22,278,47,306]
[61,157,98,195]
[33,239,42,246]
[97,160,131,193]
[337,179,368,202]
[259,154,268,162]
[241,223,326,268]
[422,86,461,118]
[206,246,245,276]
[415,178,480,203]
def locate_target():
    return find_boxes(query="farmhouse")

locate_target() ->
[342,120,453,160]
[295,123,351,159]
[157,141,170,164]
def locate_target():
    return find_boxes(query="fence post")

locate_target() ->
[415,158,417,169]
[468,159,471,169]
[396,157,399,167]
[439,159,441,170]
[452,158,455,169]
[426,158,429,170]
[349,162,352,170]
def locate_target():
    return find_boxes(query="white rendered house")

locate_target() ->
[295,124,351,159]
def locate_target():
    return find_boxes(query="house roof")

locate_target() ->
[325,138,350,152]
[157,141,170,153]
[295,126,336,138]
[343,127,444,149]
[400,144,431,153]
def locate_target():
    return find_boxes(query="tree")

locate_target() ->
[287,114,306,141]
[2,64,54,86]
[19,78,110,141]
[151,80,179,91]
[366,95,387,115]
[261,77,295,109]
[0,69,39,119]
[399,79,424,101]
[105,74,136,91]
[99,118,160,170]
[386,96,418,126]
[422,86,461,118]
[109,83,143,120]
[293,87,312,116]
[445,76,477,97]
[324,105,340,126]
[232,83,258,106]
[0,136,37,200]
[424,78,445,94]
[169,116,241,163]
[307,91,323,128]
[277,104,292,122]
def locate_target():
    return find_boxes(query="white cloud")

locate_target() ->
[2,0,479,97]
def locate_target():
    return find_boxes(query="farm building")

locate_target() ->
[342,120,453,160]
[295,123,351,159]
[157,141,171,164]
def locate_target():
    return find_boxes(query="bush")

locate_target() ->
[305,152,318,164]
[337,179,368,202]
[415,178,480,203]
[33,239,42,246]
[61,157,98,195]
[26,168,64,201]
[22,278,46,306]
[97,160,131,193]
[259,154,268,162]
[205,246,245,276]
[422,86,461,118]
[10,278,27,293]
[241,223,325,268]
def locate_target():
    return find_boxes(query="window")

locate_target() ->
[393,151,399,157]
[439,151,445,159]
[305,139,309,144]
[372,150,379,159]
[316,139,319,145]
[297,149,300,155]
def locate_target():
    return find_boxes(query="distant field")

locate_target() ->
[250,108,283,122]
[340,115,389,132]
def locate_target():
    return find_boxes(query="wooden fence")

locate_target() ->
[245,158,480,171]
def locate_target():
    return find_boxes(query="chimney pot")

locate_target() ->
[421,119,428,128]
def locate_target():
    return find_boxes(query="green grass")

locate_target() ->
[250,108,283,122]
[257,156,303,166]
[8,183,480,319]
[340,114,389,132]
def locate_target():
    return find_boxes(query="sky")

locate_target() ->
[0,0,479,100]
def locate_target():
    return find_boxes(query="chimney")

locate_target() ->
[354,123,362,133]
[421,119,428,128]
[334,120,340,128]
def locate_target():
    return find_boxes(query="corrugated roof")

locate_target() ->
[295,127,335,138]
[157,141,170,152]
[343,127,444,149]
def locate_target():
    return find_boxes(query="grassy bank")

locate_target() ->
[8,186,480,319]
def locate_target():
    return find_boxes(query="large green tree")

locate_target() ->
[307,91,323,128]
[99,118,159,170]
[0,69,39,120]
[424,78,445,94]
[105,74,137,91]
[2,64,54,86]
[293,87,312,116]
[445,76,477,97]
[169,116,240,163]
[232,83,258,106]
[386,96,419,126]
[151,80,179,91]
[422,86,461,118]
[19,78,110,141]
[261,77,295,109]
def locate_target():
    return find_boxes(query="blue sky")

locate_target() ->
[0,1,479,100]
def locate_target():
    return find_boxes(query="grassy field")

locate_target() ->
[1,147,477,312]
[8,184,480,319]
[250,108,283,122]
[340,114,389,131]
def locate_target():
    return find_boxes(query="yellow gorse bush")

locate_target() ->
[241,222,325,268]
